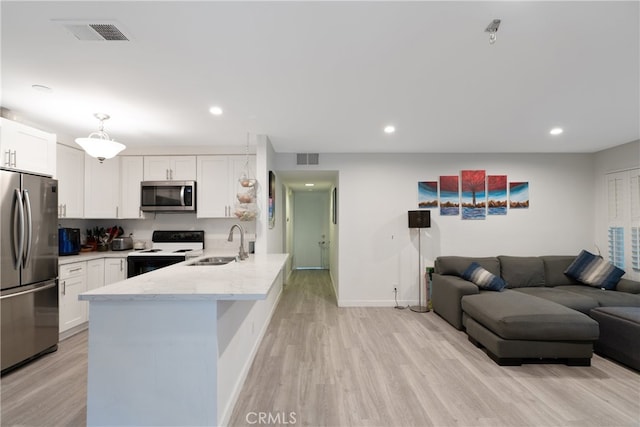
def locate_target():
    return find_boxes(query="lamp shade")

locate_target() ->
[408,210,431,228]
[75,137,126,162]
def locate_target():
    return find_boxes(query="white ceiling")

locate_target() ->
[1,1,638,156]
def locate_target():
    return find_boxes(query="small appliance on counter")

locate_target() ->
[58,227,81,256]
[111,235,134,251]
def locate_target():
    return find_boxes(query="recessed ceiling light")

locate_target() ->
[549,127,563,135]
[384,125,396,134]
[32,84,53,93]
[209,106,223,116]
[305,183,315,187]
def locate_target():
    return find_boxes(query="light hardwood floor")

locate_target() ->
[1,270,638,427]
[228,270,640,427]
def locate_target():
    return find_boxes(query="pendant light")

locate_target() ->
[234,132,258,221]
[75,113,126,162]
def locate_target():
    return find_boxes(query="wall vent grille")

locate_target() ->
[297,153,319,165]
[56,20,130,41]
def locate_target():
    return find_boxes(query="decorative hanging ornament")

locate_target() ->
[234,132,259,221]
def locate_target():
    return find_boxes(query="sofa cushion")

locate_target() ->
[513,287,598,315]
[555,285,640,307]
[461,262,506,291]
[435,256,500,277]
[498,256,545,288]
[541,255,581,286]
[461,291,599,341]
[564,250,625,290]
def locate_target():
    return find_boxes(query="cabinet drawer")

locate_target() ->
[60,262,85,279]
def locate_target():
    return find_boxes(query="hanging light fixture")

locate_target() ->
[75,113,126,162]
[234,132,259,221]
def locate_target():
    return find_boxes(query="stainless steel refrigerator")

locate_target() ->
[1,168,59,373]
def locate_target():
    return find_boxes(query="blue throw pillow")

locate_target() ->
[564,250,625,290]
[461,262,507,291]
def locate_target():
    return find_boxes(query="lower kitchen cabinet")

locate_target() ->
[59,262,87,334]
[59,257,126,336]
[105,258,127,284]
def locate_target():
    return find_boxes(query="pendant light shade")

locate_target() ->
[75,113,125,162]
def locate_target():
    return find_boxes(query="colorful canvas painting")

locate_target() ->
[510,182,529,209]
[461,170,486,220]
[439,175,460,216]
[418,181,438,208]
[487,175,507,215]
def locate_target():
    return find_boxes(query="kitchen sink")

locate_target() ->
[188,256,238,266]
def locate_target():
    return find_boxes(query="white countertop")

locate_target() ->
[79,251,289,302]
[58,250,134,265]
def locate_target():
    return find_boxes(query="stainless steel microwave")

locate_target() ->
[140,181,196,212]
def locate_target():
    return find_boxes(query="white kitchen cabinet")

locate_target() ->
[143,156,196,181]
[196,155,254,218]
[56,144,84,218]
[105,258,126,285]
[59,262,87,333]
[84,155,121,218]
[120,156,144,218]
[0,117,56,176]
[86,259,105,291]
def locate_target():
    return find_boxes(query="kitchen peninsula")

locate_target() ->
[79,252,289,427]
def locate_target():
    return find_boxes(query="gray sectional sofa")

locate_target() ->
[432,255,640,368]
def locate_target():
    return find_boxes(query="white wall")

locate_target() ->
[276,152,596,307]
[255,136,284,255]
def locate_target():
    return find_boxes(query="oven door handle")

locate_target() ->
[180,186,186,206]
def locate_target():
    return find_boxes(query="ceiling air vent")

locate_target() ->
[56,20,130,41]
[297,153,319,165]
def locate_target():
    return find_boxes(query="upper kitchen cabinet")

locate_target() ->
[143,156,196,181]
[120,156,145,219]
[197,155,255,218]
[84,155,121,218]
[56,144,84,218]
[0,117,56,176]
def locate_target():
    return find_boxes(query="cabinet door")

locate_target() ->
[143,156,172,180]
[59,263,87,333]
[84,155,121,218]
[0,117,56,176]
[120,156,144,218]
[143,156,196,181]
[86,259,105,291]
[56,144,85,218]
[105,258,126,285]
[196,156,231,218]
[171,156,197,180]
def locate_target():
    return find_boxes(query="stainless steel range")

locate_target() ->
[127,230,204,278]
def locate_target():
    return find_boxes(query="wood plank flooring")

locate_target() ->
[1,270,638,427]
[228,270,640,427]
[1,330,87,426]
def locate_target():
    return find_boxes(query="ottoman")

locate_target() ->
[461,290,600,366]
[590,307,640,371]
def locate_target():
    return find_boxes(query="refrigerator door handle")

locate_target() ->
[12,188,25,269]
[0,281,57,300]
[22,189,33,268]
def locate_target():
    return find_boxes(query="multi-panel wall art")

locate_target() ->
[417,170,528,219]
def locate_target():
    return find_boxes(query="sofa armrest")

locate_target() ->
[616,278,640,294]
[432,274,479,330]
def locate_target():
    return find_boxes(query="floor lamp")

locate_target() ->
[408,210,431,313]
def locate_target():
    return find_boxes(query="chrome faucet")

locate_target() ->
[228,224,248,260]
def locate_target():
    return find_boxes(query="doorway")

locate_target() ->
[292,191,330,269]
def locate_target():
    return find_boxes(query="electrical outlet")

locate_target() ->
[393,284,398,293]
